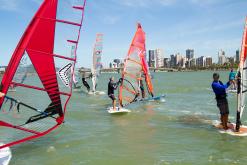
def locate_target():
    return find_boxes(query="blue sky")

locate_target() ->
[0,0,246,68]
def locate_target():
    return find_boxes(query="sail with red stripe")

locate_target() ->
[236,17,247,131]
[71,45,80,88]
[0,0,87,149]
[119,23,154,106]
[91,33,103,92]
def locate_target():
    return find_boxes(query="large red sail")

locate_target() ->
[0,0,87,149]
[119,23,154,106]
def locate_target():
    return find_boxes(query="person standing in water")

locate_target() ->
[211,73,231,130]
[0,92,4,98]
[81,71,91,92]
[139,79,145,99]
[108,77,122,111]
[229,68,236,89]
[0,84,5,98]
[82,78,90,92]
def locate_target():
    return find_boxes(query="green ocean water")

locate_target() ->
[3,71,247,165]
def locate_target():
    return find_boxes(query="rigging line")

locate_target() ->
[3,95,56,120]
[120,78,140,107]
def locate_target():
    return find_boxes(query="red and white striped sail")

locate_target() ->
[0,0,87,149]
[71,45,79,86]
[236,17,247,131]
[119,23,154,107]
[91,33,103,92]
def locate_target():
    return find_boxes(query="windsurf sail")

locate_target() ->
[119,23,154,107]
[91,33,103,92]
[70,45,80,88]
[236,17,247,132]
[0,0,87,149]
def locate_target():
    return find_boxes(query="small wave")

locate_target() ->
[46,146,56,153]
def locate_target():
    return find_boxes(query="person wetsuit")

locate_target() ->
[139,79,145,98]
[82,78,90,92]
[211,73,231,130]
[108,77,122,110]
[229,68,236,89]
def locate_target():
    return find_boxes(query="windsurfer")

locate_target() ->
[0,84,4,97]
[108,77,122,110]
[229,68,236,89]
[0,93,4,98]
[139,79,145,98]
[82,78,90,92]
[81,71,91,92]
[211,73,231,130]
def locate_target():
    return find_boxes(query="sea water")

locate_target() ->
[4,71,247,165]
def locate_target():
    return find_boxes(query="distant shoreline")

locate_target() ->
[98,68,234,73]
[0,68,233,77]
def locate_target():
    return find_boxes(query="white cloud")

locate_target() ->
[0,0,42,12]
[102,15,120,25]
[0,0,19,11]
[114,0,176,8]
[30,0,42,4]
[176,19,243,37]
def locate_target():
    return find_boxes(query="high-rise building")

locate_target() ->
[186,49,194,60]
[113,59,121,67]
[205,57,212,66]
[155,49,164,68]
[181,57,187,68]
[196,56,206,67]
[0,66,6,72]
[189,58,196,67]
[236,50,240,63]
[109,62,112,68]
[228,57,234,65]
[170,55,176,68]
[163,58,170,68]
[218,49,226,65]
[148,50,156,67]
[175,53,183,67]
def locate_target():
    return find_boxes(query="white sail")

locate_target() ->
[91,33,103,92]
[236,17,247,131]
[71,45,79,86]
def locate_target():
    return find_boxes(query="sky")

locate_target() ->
[0,0,246,68]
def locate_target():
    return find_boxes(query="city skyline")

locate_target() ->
[108,47,239,69]
[0,0,246,68]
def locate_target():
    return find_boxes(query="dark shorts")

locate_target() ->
[108,94,116,101]
[216,98,229,115]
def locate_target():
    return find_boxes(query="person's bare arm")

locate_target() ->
[0,92,5,98]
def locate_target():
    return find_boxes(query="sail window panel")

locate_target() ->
[54,22,80,59]
[1,86,52,126]
[57,0,85,26]
[120,73,139,106]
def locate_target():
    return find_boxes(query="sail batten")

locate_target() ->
[26,49,76,61]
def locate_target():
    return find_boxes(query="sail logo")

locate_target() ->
[58,63,73,88]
